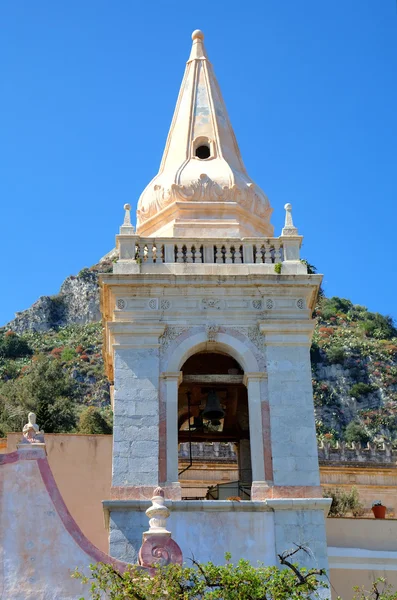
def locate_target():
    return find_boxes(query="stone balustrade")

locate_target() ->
[178,441,397,465]
[115,203,304,269]
[122,236,285,265]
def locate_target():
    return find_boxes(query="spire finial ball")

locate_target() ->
[284,203,292,211]
[124,203,131,211]
[192,30,204,41]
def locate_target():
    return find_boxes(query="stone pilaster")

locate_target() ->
[259,320,322,496]
[109,323,165,498]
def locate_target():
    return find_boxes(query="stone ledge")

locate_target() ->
[265,498,332,515]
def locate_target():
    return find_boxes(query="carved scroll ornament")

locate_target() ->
[137,174,272,225]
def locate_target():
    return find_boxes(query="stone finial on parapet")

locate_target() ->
[138,486,183,568]
[119,203,135,235]
[281,203,298,236]
[280,203,304,266]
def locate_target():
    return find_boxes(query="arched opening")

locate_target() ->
[177,351,252,500]
[195,144,211,159]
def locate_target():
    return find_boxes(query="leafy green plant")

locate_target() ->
[350,383,376,400]
[61,347,77,361]
[352,577,397,600]
[324,486,364,517]
[274,262,282,274]
[73,549,327,600]
[344,421,370,445]
[0,331,33,359]
[326,345,346,365]
[78,406,112,434]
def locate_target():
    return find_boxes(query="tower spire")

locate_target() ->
[136,30,273,238]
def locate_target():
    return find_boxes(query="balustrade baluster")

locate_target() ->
[234,245,242,263]
[215,245,223,263]
[176,244,184,263]
[255,244,263,264]
[194,245,202,263]
[185,245,193,263]
[273,241,282,263]
[225,244,233,263]
[264,241,272,264]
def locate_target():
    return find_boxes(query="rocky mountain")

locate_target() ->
[7,255,114,334]
[1,262,396,444]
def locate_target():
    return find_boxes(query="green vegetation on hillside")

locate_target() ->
[313,296,397,444]
[0,323,111,437]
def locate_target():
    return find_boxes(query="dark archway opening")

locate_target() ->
[178,352,252,500]
[195,145,211,159]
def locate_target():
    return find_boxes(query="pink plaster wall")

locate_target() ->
[6,432,112,552]
[0,446,127,600]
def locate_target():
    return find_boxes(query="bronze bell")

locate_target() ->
[202,389,225,421]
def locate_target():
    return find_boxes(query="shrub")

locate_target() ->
[324,486,364,517]
[344,421,370,445]
[73,552,327,599]
[326,345,346,365]
[61,347,77,361]
[0,355,77,433]
[78,407,112,434]
[0,332,33,359]
[51,347,64,358]
[274,262,282,274]
[350,383,376,399]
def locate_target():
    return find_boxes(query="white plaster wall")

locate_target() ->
[112,347,160,487]
[266,344,320,487]
[108,502,276,566]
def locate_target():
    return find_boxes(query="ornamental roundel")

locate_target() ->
[297,298,305,309]
[117,299,126,310]
[160,299,171,310]
[265,299,274,310]
[252,299,262,310]
[148,298,158,310]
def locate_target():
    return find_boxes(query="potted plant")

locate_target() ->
[372,501,387,519]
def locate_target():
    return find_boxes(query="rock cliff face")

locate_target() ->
[6,261,112,334]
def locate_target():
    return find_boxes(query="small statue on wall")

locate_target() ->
[22,412,44,444]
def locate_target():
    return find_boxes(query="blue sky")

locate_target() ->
[1,1,396,325]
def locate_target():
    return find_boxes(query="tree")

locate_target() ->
[73,548,327,600]
[78,406,112,434]
[344,421,370,445]
[0,355,76,433]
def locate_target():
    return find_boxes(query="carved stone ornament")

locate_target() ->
[138,486,183,568]
[252,299,262,310]
[148,298,158,310]
[297,298,305,309]
[116,299,126,310]
[265,299,274,310]
[160,326,188,353]
[22,412,44,444]
[160,299,171,310]
[137,173,272,226]
[202,297,224,310]
[139,535,183,568]
[206,324,219,342]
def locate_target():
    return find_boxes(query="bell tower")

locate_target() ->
[101,30,331,580]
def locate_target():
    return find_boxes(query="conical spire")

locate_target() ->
[136,30,273,238]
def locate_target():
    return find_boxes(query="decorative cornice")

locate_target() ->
[137,174,272,226]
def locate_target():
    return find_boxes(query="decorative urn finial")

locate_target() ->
[138,486,183,568]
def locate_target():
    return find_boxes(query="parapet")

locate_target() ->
[318,440,397,465]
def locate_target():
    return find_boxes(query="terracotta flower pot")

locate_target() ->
[372,505,386,519]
